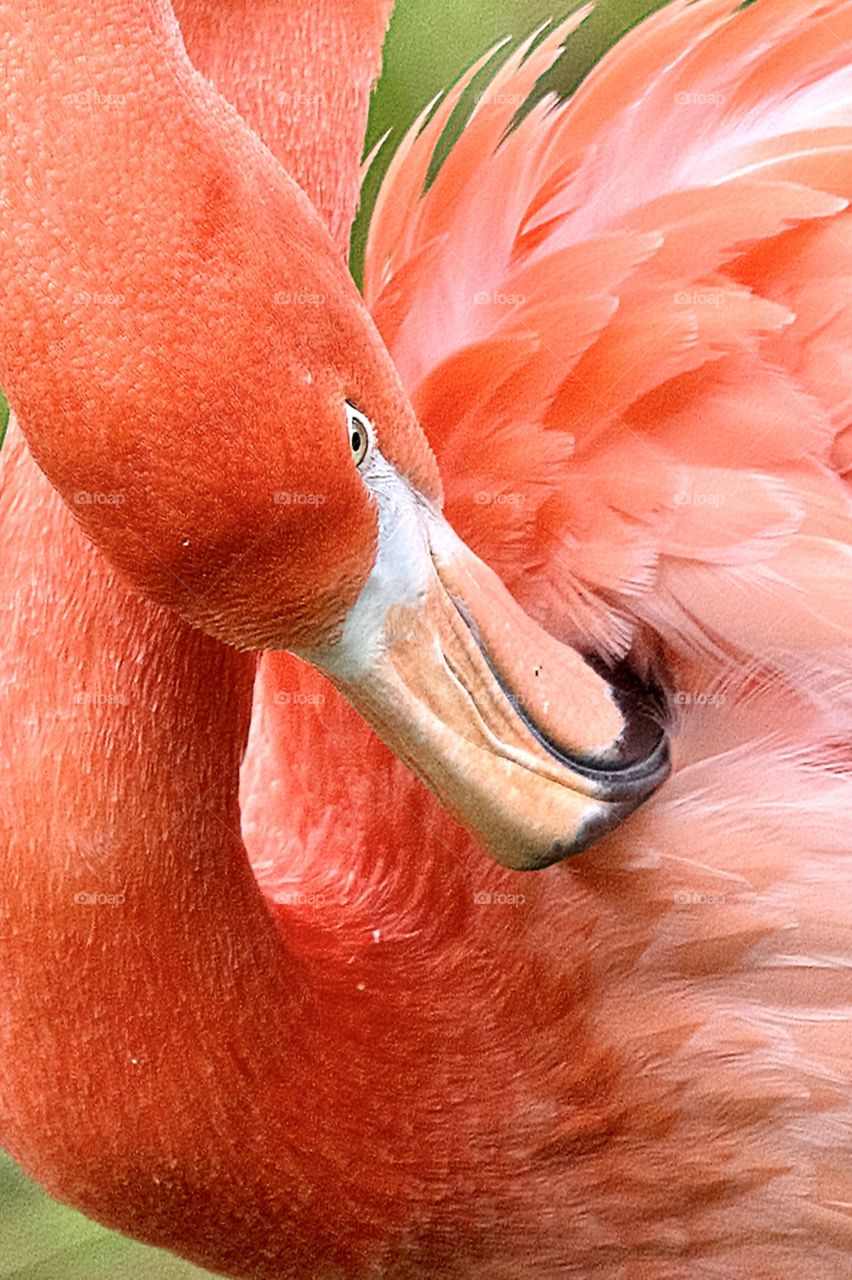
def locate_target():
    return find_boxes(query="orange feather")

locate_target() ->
[0,2,850,1277]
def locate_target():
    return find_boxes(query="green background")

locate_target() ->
[0,1,665,1275]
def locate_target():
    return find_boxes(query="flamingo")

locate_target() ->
[1,0,850,1276]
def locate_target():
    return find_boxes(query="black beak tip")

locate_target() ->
[516,746,671,871]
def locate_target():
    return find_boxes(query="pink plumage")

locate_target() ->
[0,2,850,1277]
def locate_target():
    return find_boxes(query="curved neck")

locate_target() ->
[0,423,301,1264]
[0,0,394,648]
[174,0,393,256]
[0,4,398,1272]
[0,0,303,594]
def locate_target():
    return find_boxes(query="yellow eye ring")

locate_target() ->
[345,402,373,468]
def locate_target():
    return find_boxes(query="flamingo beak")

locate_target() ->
[302,481,669,870]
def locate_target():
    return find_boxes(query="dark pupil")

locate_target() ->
[351,429,362,454]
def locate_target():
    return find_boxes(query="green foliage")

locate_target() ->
[0,1151,215,1277]
[351,0,667,279]
[0,390,8,453]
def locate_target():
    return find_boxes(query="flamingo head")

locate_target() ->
[222,229,671,872]
[1,10,669,871]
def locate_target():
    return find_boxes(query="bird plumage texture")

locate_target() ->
[0,1,850,1277]
[251,4,852,1272]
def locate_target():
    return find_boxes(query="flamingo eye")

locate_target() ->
[346,402,374,469]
